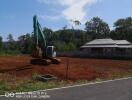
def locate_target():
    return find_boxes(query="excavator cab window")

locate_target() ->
[46,46,56,58]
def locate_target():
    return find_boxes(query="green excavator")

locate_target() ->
[30,15,61,65]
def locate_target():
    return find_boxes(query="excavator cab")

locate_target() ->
[46,46,56,58]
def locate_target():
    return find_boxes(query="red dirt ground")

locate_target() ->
[0,56,132,81]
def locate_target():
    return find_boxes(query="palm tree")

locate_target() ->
[74,20,81,26]
[63,25,68,30]
[70,19,81,29]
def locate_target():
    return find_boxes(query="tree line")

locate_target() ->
[0,16,132,54]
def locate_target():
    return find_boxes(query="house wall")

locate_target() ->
[81,47,132,58]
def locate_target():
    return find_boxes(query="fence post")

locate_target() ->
[66,57,69,80]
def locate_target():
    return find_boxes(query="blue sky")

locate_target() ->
[0,0,132,41]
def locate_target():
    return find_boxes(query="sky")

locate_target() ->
[0,0,132,41]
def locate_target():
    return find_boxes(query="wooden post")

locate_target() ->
[66,57,69,80]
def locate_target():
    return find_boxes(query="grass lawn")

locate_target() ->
[0,72,132,95]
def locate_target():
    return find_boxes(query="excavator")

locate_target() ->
[30,15,61,65]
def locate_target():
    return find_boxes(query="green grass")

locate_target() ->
[0,79,67,95]
[0,50,22,56]
[15,80,67,92]
[0,71,132,95]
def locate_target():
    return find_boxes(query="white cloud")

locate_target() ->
[37,0,99,22]
[60,0,98,22]
[37,0,57,5]
[39,15,61,21]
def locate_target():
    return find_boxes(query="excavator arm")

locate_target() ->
[33,15,47,57]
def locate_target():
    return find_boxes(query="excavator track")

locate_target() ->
[30,58,61,65]
[30,58,51,65]
[50,58,61,64]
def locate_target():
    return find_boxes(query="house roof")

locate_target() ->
[81,38,132,48]
[82,45,118,48]
[114,40,131,45]
[86,39,115,45]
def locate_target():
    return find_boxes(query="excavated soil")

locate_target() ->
[0,56,132,81]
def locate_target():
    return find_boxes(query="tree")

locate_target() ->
[54,42,76,51]
[18,33,33,54]
[7,34,15,50]
[43,27,53,45]
[59,29,75,44]
[70,20,81,29]
[73,20,81,26]
[85,17,110,39]
[7,34,14,42]
[0,36,3,50]
[53,29,91,50]
[114,17,132,30]
[63,25,68,30]
[110,17,132,42]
